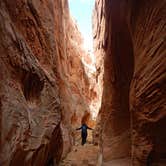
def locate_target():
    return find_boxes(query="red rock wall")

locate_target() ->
[54,1,94,158]
[92,0,105,146]
[93,0,166,165]
[0,0,74,165]
[0,0,94,164]
[130,1,166,165]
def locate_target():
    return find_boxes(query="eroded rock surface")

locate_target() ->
[0,0,97,165]
[0,0,64,165]
[93,0,166,165]
[54,1,97,158]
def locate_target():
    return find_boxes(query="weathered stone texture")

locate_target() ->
[130,1,166,165]
[93,0,166,165]
[0,0,96,164]
[54,1,95,158]
[0,0,64,165]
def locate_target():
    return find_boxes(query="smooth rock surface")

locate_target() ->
[93,0,166,165]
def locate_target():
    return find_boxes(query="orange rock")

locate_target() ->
[0,0,97,165]
[93,0,166,165]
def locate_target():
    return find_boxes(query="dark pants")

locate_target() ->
[81,132,87,145]
[47,157,54,166]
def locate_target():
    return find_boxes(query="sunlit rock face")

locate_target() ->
[55,1,94,157]
[93,0,166,165]
[92,0,105,146]
[0,0,98,164]
[130,1,166,165]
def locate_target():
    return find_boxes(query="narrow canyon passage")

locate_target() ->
[0,0,165,166]
[60,132,99,166]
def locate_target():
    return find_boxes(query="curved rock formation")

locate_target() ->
[93,0,166,165]
[0,0,63,165]
[0,0,97,165]
[1,0,164,165]
[54,1,97,158]
[130,1,166,165]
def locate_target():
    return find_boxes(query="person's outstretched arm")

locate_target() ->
[76,126,82,130]
[87,126,93,130]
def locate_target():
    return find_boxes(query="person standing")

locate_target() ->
[76,123,93,145]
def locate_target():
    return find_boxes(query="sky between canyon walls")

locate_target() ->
[68,0,95,52]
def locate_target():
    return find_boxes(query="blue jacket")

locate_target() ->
[76,124,92,136]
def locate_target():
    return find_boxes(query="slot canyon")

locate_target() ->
[0,0,165,166]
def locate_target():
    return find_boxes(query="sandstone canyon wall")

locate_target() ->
[93,0,166,165]
[55,1,95,158]
[0,0,63,165]
[0,0,94,165]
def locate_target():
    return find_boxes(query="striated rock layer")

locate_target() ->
[0,0,95,165]
[55,1,96,158]
[93,0,166,165]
